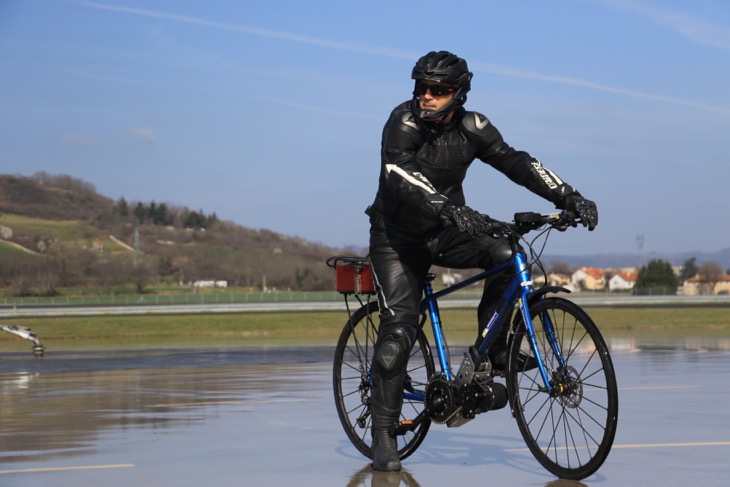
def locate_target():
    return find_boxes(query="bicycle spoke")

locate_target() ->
[333,300,434,461]
[508,297,618,480]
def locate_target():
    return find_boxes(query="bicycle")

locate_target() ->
[328,211,618,480]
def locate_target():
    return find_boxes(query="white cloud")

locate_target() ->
[589,0,730,50]
[128,127,158,146]
[75,1,417,59]
[61,133,101,147]
[75,0,729,116]
[470,61,730,115]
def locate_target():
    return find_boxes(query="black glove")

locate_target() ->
[440,204,496,236]
[561,193,598,231]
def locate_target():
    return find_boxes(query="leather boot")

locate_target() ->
[370,385,402,472]
[369,324,414,472]
[370,375,404,472]
[371,424,401,471]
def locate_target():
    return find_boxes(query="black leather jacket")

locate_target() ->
[369,100,576,237]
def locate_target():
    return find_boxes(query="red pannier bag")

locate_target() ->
[326,256,376,295]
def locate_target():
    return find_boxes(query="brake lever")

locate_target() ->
[554,211,580,231]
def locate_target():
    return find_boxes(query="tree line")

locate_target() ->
[633,257,728,295]
[2,173,726,299]
[0,173,337,297]
[113,198,218,230]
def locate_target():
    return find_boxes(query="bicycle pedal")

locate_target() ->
[392,418,421,436]
[474,361,492,374]
[470,345,493,375]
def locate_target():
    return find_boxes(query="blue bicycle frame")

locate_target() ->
[415,249,566,395]
[332,211,618,481]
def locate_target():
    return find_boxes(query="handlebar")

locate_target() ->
[509,211,581,235]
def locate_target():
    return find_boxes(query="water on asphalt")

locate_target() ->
[1,338,729,486]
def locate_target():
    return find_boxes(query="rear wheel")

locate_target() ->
[333,300,434,460]
[507,297,618,480]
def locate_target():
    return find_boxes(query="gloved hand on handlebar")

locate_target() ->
[560,193,598,231]
[440,204,505,237]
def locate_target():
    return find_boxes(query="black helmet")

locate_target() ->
[411,51,473,121]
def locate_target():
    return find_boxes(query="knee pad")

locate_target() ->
[373,324,416,380]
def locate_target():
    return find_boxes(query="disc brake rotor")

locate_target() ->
[555,365,583,409]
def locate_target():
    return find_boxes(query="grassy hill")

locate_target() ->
[0,173,349,295]
[0,213,131,255]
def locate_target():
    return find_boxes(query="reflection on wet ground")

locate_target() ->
[1,348,329,465]
[1,339,729,486]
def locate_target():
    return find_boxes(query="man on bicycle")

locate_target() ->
[366,50,598,471]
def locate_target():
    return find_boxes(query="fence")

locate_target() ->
[0,287,492,309]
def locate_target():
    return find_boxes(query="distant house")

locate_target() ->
[571,267,606,291]
[609,270,638,292]
[194,280,216,288]
[193,280,228,289]
[681,274,730,295]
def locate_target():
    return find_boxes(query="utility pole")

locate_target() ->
[635,234,645,267]
[134,227,139,266]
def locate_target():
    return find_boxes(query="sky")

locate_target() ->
[1,0,728,258]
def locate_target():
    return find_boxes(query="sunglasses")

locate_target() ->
[414,81,455,97]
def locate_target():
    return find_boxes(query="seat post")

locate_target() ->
[424,273,437,297]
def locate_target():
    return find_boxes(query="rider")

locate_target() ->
[366,50,598,471]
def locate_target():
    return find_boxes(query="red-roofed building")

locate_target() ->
[609,270,638,292]
[571,267,606,291]
[681,274,730,295]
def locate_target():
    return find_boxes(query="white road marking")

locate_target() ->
[0,464,135,475]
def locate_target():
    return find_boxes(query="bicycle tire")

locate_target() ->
[333,300,434,460]
[507,297,618,480]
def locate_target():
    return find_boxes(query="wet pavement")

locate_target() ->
[1,340,729,486]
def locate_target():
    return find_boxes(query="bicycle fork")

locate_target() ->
[517,296,553,393]
[514,253,567,396]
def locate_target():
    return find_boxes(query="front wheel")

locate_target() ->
[333,299,434,461]
[507,297,618,480]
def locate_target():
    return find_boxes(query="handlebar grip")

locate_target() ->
[514,212,543,224]
[512,211,581,232]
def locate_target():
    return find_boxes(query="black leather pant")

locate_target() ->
[369,214,514,328]
[368,213,515,426]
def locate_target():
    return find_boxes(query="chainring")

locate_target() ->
[425,376,461,424]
